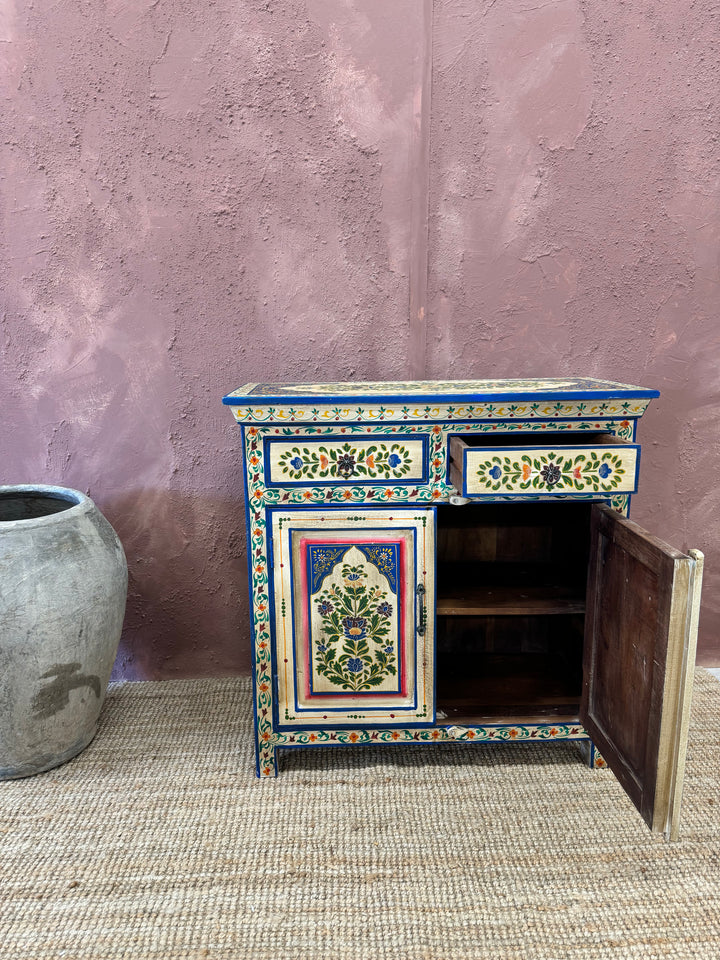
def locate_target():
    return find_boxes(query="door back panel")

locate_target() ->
[581,505,701,836]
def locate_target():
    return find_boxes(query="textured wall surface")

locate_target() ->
[1,0,428,678]
[427,0,720,659]
[2,0,718,675]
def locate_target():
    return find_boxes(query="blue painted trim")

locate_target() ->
[240,425,265,778]
[461,443,641,499]
[262,433,430,487]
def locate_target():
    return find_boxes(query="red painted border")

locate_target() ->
[297,534,408,702]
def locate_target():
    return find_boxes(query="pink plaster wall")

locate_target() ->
[427,0,720,661]
[1,0,718,673]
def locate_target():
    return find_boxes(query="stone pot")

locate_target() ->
[0,485,128,779]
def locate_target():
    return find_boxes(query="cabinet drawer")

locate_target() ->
[449,433,639,498]
[265,434,430,486]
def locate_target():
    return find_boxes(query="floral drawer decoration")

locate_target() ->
[267,437,427,485]
[464,446,639,496]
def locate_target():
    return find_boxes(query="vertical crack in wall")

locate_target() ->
[407,0,433,380]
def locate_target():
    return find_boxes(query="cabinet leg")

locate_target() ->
[589,741,607,769]
[577,739,607,769]
[256,742,279,778]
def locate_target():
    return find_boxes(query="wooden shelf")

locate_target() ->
[437,708,582,725]
[436,653,582,724]
[438,585,585,616]
[437,563,586,617]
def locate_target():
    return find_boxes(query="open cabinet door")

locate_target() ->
[581,505,703,839]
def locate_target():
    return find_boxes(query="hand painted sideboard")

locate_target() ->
[223,379,703,839]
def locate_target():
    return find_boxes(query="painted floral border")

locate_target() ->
[274,722,589,746]
[231,399,650,425]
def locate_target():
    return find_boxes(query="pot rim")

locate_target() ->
[0,484,95,528]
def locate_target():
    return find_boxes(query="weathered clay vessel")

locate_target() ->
[0,485,127,779]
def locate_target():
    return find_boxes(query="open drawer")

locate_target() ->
[449,432,640,498]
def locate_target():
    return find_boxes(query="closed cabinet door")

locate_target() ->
[582,505,704,839]
[269,507,435,729]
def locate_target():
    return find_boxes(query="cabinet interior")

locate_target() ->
[435,501,592,725]
[452,430,625,447]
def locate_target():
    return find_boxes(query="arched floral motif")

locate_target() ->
[314,562,396,691]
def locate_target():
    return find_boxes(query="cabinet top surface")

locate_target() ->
[223,378,658,406]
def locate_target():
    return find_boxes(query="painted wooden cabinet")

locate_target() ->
[223,379,703,839]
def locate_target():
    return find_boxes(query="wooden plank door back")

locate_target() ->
[581,505,703,839]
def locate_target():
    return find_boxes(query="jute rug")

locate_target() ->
[1,670,720,960]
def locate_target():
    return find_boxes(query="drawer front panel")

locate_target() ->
[266,435,429,486]
[458,442,639,497]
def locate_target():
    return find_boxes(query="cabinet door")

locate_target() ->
[269,507,435,728]
[581,504,704,839]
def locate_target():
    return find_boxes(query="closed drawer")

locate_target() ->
[449,433,639,498]
[265,434,430,486]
